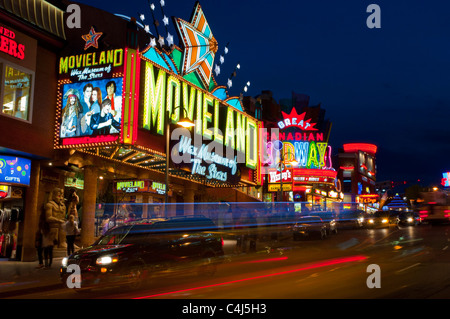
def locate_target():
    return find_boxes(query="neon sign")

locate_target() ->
[173,135,240,183]
[59,49,124,79]
[141,62,258,170]
[277,108,317,131]
[264,140,332,170]
[442,172,450,187]
[0,26,25,60]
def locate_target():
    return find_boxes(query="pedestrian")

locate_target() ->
[63,215,79,256]
[38,205,54,269]
[67,188,79,223]
[34,230,44,269]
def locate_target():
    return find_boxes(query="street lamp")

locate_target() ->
[165,107,195,206]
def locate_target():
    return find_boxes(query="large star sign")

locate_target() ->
[174,2,218,88]
[82,26,103,50]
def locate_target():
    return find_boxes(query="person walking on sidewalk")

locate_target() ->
[34,230,44,269]
[63,215,80,256]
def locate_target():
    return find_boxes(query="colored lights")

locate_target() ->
[343,143,377,154]
[442,172,450,187]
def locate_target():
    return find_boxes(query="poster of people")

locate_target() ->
[59,77,123,139]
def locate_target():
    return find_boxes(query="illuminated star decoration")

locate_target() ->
[174,2,218,88]
[214,42,229,76]
[81,26,103,50]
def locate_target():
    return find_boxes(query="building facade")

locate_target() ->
[337,143,378,212]
[0,0,66,261]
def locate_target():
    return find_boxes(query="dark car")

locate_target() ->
[314,212,338,235]
[336,210,366,229]
[60,216,224,291]
[398,211,421,226]
[366,211,399,228]
[292,216,328,240]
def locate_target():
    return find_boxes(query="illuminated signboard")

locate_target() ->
[0,25,25,60]
[172,134,241,184]
[0,156,31,186]
[116,180,146,193]
[114,180,167,195]
[264,137,332,170]
[139,3,259,184]
[141,62,258,170]
[55,45,141,148]
[56,48,124,146]
[442,172,450,187]
[267,168,292,183]
[277,108,317,131]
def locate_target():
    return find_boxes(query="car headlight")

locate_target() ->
[381,219,388,223]
[368,219,374,224]
[96,255,119,265]
[358,218,364,223]
[407,217,413,222]
[62,257,68,267]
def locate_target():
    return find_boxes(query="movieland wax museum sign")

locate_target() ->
[55,24,140,148]
[139,3,258,185]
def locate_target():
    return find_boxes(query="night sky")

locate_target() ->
[74,0,450,187]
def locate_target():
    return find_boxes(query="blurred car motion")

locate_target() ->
[336,209,366,229]
[292,216,328,240]
[314,212,338,235]
[60,216,224,291]
[366,211,399,228]
[398,212,421,226]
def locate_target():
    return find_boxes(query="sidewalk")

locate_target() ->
[0,248,66,298]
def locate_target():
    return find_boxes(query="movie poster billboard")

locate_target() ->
[56,48,125,147]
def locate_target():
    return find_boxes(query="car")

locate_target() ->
[314,212,338,235]
[60,215,224,291]
[292,216,328,240]
[398,211,421,226]
[366,211,399,228]
[336,209,366,229]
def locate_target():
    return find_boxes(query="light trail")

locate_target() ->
[134,255,368,299]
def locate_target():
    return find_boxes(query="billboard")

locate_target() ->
[56,48,126,147]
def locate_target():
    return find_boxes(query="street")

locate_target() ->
[9,222,450,299]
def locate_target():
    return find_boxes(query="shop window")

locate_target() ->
[0,62,33,122]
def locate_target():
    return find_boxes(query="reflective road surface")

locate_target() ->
[7,223,450,299]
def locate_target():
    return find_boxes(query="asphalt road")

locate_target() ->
[11,222,450,300]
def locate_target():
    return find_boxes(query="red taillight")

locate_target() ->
[444,210,450,218]
[221,237,224,247]
[419,210,428,219]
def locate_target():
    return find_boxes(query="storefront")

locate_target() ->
[0,2,66,261]
[0,156,31,259]
[261,100,343,209]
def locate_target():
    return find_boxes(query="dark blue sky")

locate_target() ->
[76,0,450,186]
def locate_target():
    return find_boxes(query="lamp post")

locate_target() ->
[164,107,195,208]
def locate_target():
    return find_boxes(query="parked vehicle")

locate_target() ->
[60,216,224,291]
[292,216,328,240]
[336,209,366,229]
[366,211,399,228]
[398,212,421,226]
